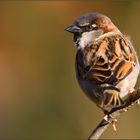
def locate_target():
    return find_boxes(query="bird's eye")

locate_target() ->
[85,25,91,30]
[85,24,98,31]
[91,24,98,30]
[78,24,98,32]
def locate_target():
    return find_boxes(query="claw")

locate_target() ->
[104,114,118,133]
[112,118,117,132]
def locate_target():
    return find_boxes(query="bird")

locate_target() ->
[65,13,140,130]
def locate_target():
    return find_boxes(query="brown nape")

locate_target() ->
[95,17,119,33]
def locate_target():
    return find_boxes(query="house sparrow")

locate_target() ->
[65,13,140,116]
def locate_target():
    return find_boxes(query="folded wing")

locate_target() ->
[77,34,136,86]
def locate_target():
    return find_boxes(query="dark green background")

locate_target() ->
[0,1,140,139]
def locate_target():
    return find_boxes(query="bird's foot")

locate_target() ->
[104,114,117,132]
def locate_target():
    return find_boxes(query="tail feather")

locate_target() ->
[102,86,124,112]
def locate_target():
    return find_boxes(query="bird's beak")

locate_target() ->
[65,24,81,34]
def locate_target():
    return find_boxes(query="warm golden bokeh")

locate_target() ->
[0,1,139,139]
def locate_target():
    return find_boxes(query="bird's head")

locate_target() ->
[65,13,120,49]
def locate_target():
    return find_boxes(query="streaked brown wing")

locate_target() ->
[76,35,136,85]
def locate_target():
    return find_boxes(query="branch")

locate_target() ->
[88,88,140,140]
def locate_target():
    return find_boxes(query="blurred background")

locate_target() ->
[0,1,140,139]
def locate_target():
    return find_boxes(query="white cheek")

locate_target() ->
[78,31,96,49]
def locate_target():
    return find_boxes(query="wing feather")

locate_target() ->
[76,34,136,85]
